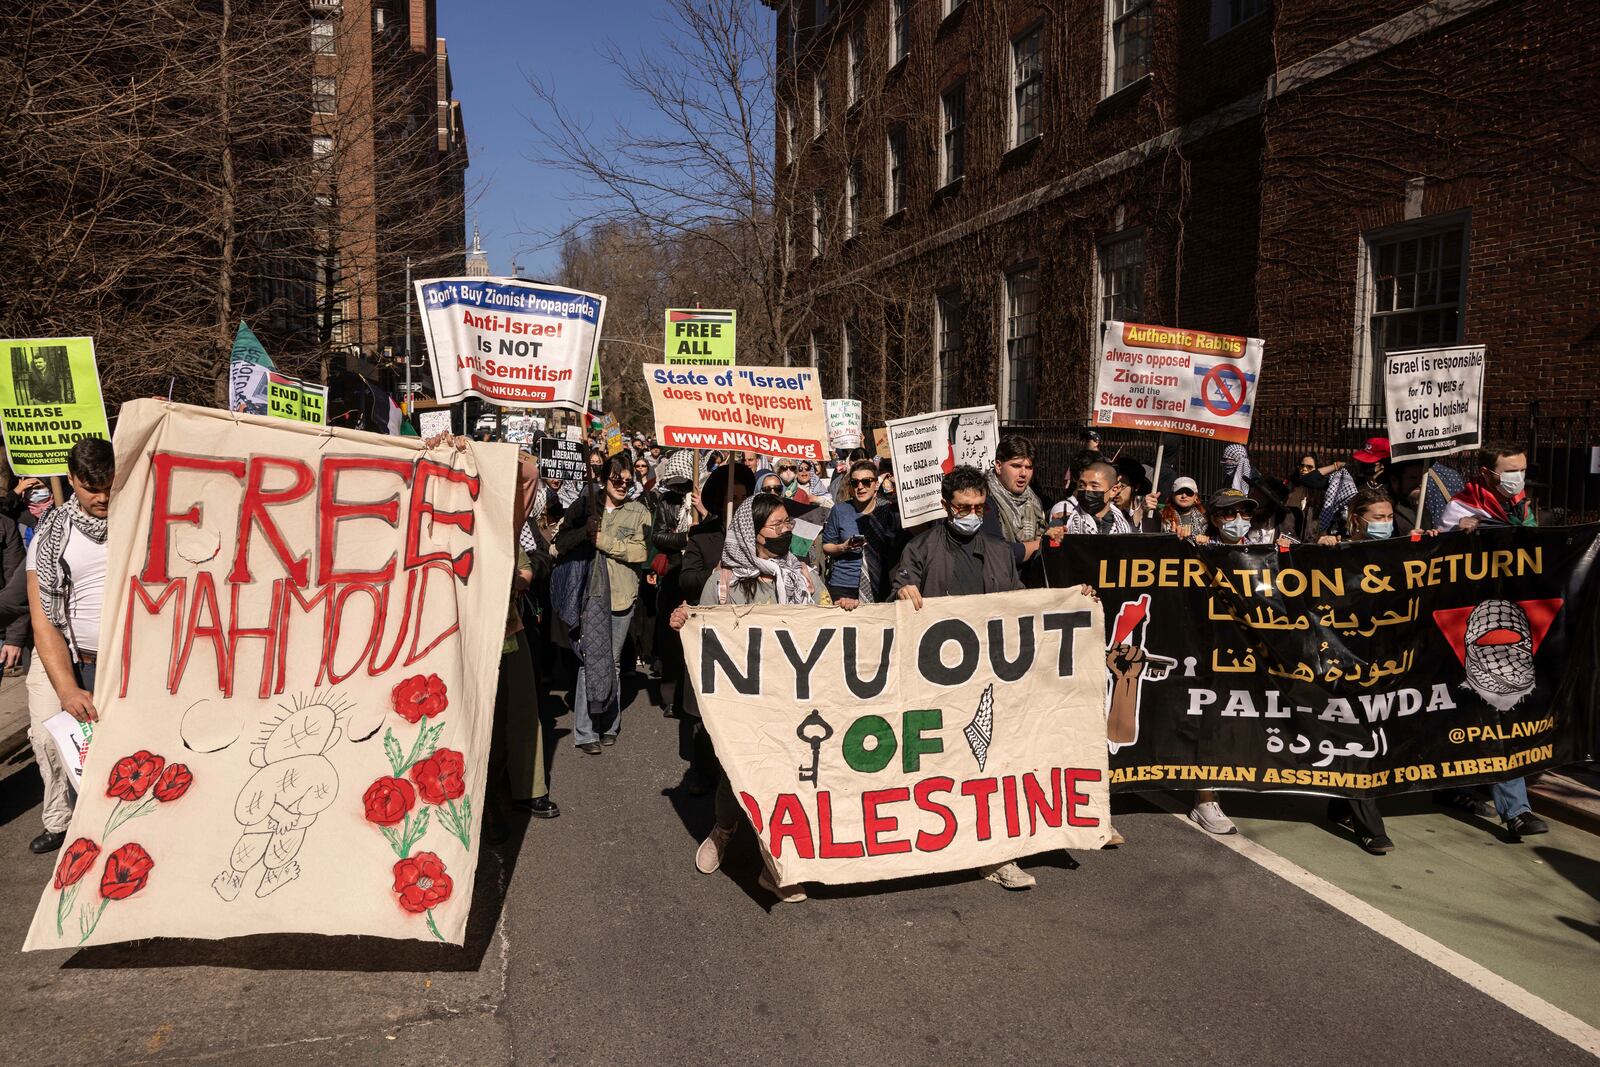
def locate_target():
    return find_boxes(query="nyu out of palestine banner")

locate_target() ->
[682,589,1111,885]
[1383,344,1486,462]
[1092,321,1265,442]
[886,405,999,526]
[643,363,827,461]
[416,276,605,412]
[1045,529,1599,798]
[24,401,515,949]
[664,308,736,366]
[0,336,110,476]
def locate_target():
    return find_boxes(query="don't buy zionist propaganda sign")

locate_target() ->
[25,401,515,949]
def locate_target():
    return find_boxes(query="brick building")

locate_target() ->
[774,0,1597,499]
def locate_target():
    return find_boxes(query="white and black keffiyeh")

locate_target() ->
[721,497,815,605]
[1223,444,1254,492]
[985,470,1045,542]
[1059,497,1133,536]
[33,498,107,631]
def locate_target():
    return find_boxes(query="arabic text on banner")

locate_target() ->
[24,401,515,949]
[0,336,111,476]
[1092,321,1265,443]
[643,363,827,461]
[682,589,1110,885]
[416,276,606,412]
[1045,530,1599,797]
[885,405,998,526]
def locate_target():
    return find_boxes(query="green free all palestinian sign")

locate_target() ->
[664,309,736,366]
[0,336,111,476]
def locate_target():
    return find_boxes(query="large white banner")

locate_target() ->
[885,405,998,526]
[416,276,605,412]
[1383,344,1485,462]
[25,401,515,949]
[1093,321,1264,443]
[683,589,1111,885]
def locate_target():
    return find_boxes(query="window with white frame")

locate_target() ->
[812,189,826,257]
[813,70,829,139]
[841,323,857,398]
[940,82,965,187]
[781,104,792,164]
[935,291,964,410]
[311,16,335,54]
[1004,269,1040,420]
[1011,26,1043,147]
[1107,0,1152,95]
[890,0,909,66]
[1098,232,1145,322]
[1362,219,1468,410]
[808,330,822,368]
[943,0,967,17]
[312,134,334,165]
[783,3,798,65]
[1210,0,1268,37]
[783,215,794,272]
[312,75,336,115]
[848,19,866,105]
[846,161,862,239]
[886,127,907,215]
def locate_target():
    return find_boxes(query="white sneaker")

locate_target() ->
[695,825,734,875]
[980,861,1037,890]
[1189,801,1237,835]
[757,867,807,903]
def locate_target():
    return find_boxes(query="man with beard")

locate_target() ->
[984,435,1064,585]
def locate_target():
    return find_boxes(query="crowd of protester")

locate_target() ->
[0,426,1554,900]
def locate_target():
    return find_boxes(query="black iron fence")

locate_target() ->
[1004,404,1600,525]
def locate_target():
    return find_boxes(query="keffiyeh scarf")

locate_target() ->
[1222,444,1254,492]
[721,497,815,605]
[984,470,1045,542]
[33,498,107,632]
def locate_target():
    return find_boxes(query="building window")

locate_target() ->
[312,75,336,115]
[1004,269,1040,421]
[785,105,796,165]
[812,189,826,257]
[1211,0,1268,37]
[1098,232,1145,322]
[1363,220,1467,409]
[783,4,798,66]
[813,71,828,139]
[1011,26,1043,147]
[939,82,965,188]
[808,330,822,369]
[890,0,908,66]
[783,215,794,272]
[935,292,964,410]
[311,16,335,55]
[312,135,334,164]
[846,161,862,239]
[848,19,866,105]
[1107,0,1152,95]
[841,324,857,399]
[886,127,907,215]
[943,0,966,17]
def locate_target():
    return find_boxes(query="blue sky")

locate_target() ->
[439,1,670,281]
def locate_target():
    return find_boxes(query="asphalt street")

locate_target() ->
[0,679,1595,1066]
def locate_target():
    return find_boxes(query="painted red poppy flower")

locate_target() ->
[409,749,466,805]
[100,843,154,900]
[106,751,166,801]
[152,763,193,803]
[53,838,101,890]
[363,776,416,826]
[391,674,448,724]
[393,852,452,913]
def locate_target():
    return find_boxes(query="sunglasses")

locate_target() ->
[608,476,630,488]
[1175,489,1195,496]
[851,476,878,487]
[777,465,796,472]
[947,503,986,517]
[1299,463,1316,471]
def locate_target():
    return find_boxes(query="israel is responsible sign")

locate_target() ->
[1383,344,1485,462]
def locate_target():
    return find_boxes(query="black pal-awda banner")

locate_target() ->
[1044,526,1600,798]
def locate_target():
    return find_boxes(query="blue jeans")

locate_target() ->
[76,659,96,692]
[1491,777,1532,821]
[573,607,633,746]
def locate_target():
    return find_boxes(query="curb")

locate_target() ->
[1530,773,1600,837]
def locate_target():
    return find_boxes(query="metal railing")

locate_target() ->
[1004,403,1600,524]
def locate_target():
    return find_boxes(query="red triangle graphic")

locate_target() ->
[1433,606,1474,667]
[1519,598,1563,653]
[1433,598,1563,667]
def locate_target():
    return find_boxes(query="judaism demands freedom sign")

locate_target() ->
[1383,344,1485,462]
[0,336,111,476]
[682,589,1111,885]
[1045,529,1600,798]
[886,405,998,526]
[1093,321,1265,443]
[24,401,516,950]
[416,276,606,411]
[643,363,827,461]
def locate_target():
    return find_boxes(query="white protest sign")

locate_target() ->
[885,405,998,526]
[415,276,605,412]
[45,711,92,790]
[1093,321,1264,443]
[642,364,828,461]
[824,399,864,451]
[1383,345,1485,462]
[416,409,453,439]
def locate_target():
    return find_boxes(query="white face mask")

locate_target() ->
[948,513,983,536]
[1221,517,1252,542]
[1497,470,1526,497]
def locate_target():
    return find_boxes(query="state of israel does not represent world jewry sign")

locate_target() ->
[642,363,828,461]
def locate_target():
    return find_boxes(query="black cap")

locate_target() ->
[1208,487,1257,512]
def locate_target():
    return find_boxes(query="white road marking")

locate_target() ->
[1160,802,1600,1058]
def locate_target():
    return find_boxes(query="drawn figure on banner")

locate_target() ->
[1433,597,1562,712]
[214,695,355,901]
[1104,593,1177,751]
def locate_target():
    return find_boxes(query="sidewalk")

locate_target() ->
[0,667,27,758]
[1533,764,1600,835]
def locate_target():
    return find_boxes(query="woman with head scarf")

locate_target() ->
[1221,444,1254,493]
[755,468,783,497]
[669,494,849,903]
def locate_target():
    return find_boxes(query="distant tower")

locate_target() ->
[465,220,490,277]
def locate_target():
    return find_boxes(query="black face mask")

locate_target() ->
[1349,461,1374,484]
[1076,489,1107,512]
[662,490,685,505]
[761,532,794,556]
[1296,470,1328,491]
